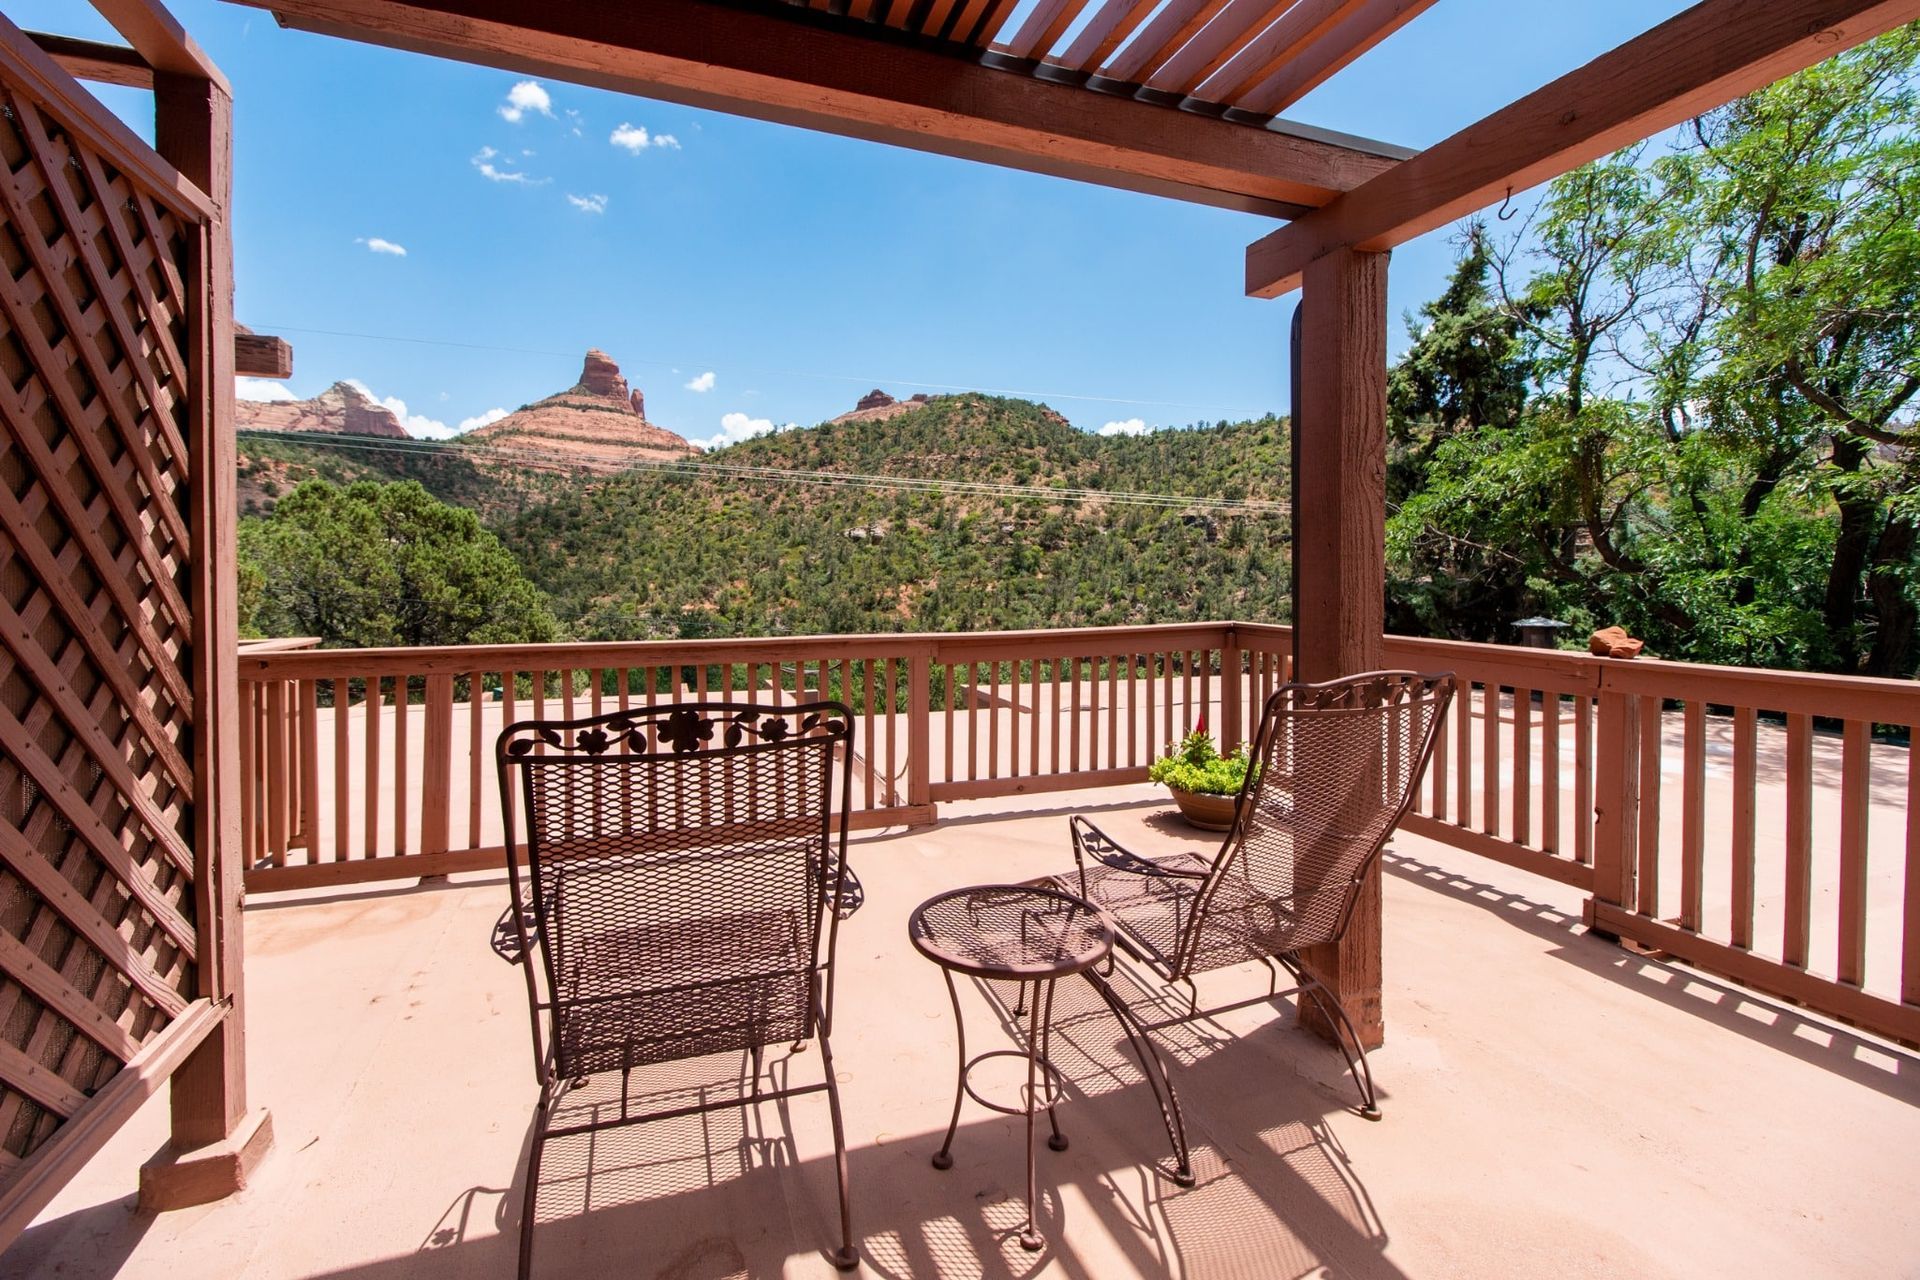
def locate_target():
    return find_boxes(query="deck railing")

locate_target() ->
[238,622,1920,1046]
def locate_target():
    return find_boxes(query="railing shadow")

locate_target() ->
[284,971,1405,1280]
[1383,850,1920,1101]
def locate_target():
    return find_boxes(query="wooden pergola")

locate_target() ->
[3,0,1916,1247]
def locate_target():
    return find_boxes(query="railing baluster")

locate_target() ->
[1542,691,1560,856]
[1681,701,1705,932]
[1514,685,1531,847]
[1784,711,1813,968]
[1161,650,1173,750]
[1731,706,1756,949]
[1088,654,1101,771]
[1905,736,1920,1005]
[1574,693,1592,865]
[394,674,411,857]
[1481,682,1499,837]
[1455,675,1472,826]
[1106,652,1119,767]
[1635,695,1661,918]
[863,659,876,807]
[886,658,900,806]
[966,660,980,782]
[988,659,1001,781]
[334,676,351,862]
[1838,720,1870,986]
[364,674,381,860]
[1429,682,1449,820]
[422,674,453,857]
[1070,657,1083,773]
[239,679,258,867]
[266,680,288,867]
[1051,657,1063,775]
[944,661,956,785]
[467,671,484,853]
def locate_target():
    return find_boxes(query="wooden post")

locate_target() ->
[907,653,933,819]
[420,674,455,856]
[1584,688,1639,940]
[1291,244,1388,1049]
[142,67,272,1210]
[1221,627,1243,751]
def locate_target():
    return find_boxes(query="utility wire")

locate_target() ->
[235,428,1290,515]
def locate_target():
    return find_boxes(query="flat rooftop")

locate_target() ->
[13,787,1920,1279]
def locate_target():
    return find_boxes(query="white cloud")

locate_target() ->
[235,376,296,402]
[693,411,795,451]
[1096,418,1163,437]
[684,371,716,393]
[611,123,680,153]
[498,80,552,123]
[471,146,545,185]
[564,108,584,137]
[566,192,608,214]
[355,236,407,256]
[346,378,508,440]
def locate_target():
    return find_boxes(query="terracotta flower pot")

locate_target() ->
[1168,787,1238,832]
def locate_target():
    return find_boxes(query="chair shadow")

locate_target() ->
[1382,850,1920,1101]
[292,968,1407,1280]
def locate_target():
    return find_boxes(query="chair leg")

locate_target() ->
[814,999,860,1271]
[1297,978,1381,1120]
[519,1082,550,1280]
[1086,972,1194,1187]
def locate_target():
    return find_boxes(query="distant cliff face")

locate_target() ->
[464,349,700,472]
[236,380,409,439]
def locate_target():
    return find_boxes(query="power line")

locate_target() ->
[248,322,1274,415]
[235,429,1290,515]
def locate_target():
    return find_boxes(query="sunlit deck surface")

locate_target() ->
[17,788,1920,1280]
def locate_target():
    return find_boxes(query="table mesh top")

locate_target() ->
[908,884,1112,979]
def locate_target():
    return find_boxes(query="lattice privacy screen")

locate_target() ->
[0,66,202,1168]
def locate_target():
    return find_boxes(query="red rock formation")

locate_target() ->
[856,388,896,412]
[235,380,409,439]
[465,348,698,473]
[575,348,630,400]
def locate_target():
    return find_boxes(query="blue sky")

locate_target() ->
[24,0,1690,446]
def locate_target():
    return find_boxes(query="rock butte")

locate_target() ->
[832,388,932,425]
[465,349,699,472]
[235,380,410,439]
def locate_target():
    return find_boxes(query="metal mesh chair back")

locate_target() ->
[1177,672,1451,974]
[497,700,853,1079]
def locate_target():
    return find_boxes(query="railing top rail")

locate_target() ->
[236,622,1243,681]
[236,621,1920,722]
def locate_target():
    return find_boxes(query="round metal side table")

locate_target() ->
[908,883,1113,1252]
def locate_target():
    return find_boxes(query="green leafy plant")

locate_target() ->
[1148,731,1257,797]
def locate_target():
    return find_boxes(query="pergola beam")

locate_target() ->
[26,33,153,90]
[88,0,229,89]
[1247,0,1920,297]
[233,0,1410,218]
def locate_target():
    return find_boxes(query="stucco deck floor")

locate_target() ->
[12,787,1920,1280]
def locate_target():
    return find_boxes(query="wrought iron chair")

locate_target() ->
[1066,670,1453,1120]
[494,699,861,1277]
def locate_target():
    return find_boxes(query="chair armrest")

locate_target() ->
[491,904,539,965]
[1069,816,1210,886]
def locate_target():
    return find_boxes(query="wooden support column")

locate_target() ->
[142,67,273,1210]
[1291,243,1388,1049]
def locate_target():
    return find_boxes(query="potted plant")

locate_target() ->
[1148,730,1257,831]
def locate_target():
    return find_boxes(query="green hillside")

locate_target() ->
[497,394,1292,639]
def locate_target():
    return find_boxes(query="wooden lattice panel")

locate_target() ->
[0,70,200,1167]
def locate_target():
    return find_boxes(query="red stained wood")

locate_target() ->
[1249,0,1920,296]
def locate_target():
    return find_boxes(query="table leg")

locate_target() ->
[932,968,966,1171]
[1020,978,1050,1251]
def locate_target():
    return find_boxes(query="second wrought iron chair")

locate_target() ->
[495,698,861,1277]
[1066,670,1453,1119]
